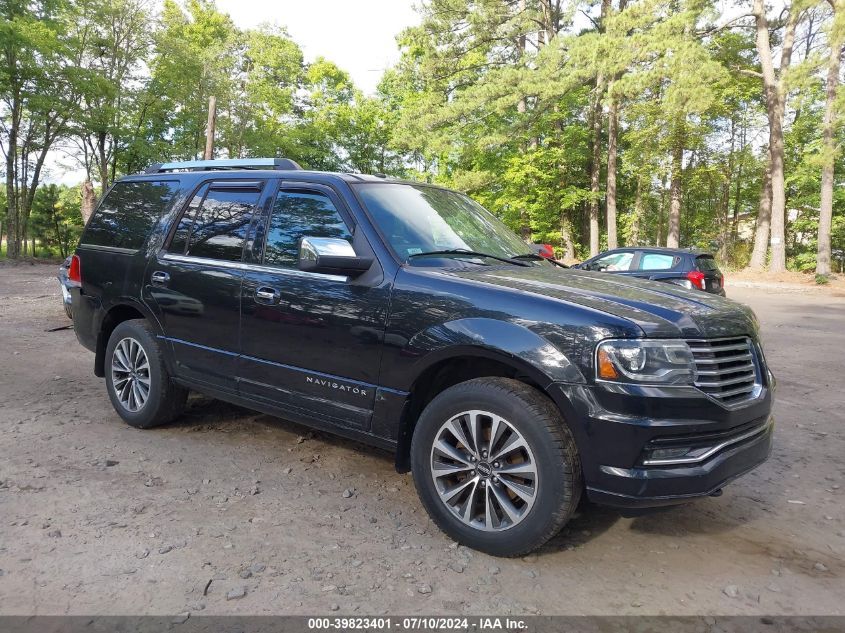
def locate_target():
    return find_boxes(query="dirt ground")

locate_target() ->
[0,261,843,616]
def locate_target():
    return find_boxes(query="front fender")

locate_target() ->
[404,317,586,387]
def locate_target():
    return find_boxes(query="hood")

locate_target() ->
[439,264,757,339]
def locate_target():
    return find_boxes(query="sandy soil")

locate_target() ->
[727,269,845,296]
[0,262,843,616]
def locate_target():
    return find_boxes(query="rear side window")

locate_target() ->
[639,253,677,271]
[262,191,352,268]
[696,256,720,272]
[83,180,179,250]
[168,183,261,262]
[168,185,209,255]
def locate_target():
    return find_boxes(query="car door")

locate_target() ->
[238,180,391,431]
[146,178,270,393]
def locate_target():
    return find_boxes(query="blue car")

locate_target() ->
[573,247,726,296]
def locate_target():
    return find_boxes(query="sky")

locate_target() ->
[210,0,418,95]
[47,0,419,184]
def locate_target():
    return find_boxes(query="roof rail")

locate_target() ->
[144,158,303,174]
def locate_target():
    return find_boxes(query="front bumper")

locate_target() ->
[549,381,774,508]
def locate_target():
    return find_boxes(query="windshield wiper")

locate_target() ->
[407,249,530,267]
[511,253,569,268]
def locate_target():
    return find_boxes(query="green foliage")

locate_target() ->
[29,183,83,257]
[1,0,843,270]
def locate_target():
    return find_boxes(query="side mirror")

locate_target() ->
[298,237,373,277]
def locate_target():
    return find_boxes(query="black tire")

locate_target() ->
[104,319,187,429]
[411,377,582,557]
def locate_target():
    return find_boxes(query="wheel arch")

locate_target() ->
[94,299,164,377]
[393,347,571,473]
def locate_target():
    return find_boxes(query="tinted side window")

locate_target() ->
[184,187,260,261]
[639,253,677,270]
[83,180,179,250]
[263,191,352,268]
[168,185,209,255]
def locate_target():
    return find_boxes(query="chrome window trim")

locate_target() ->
[159,252,348,282]
[78,244,138,254]
[641,417,772,466]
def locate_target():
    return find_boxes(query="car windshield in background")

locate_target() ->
[355,183,533,263]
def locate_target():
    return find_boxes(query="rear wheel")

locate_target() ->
[411,377,582,557]
[105,319,187,428]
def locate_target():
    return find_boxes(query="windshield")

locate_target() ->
[696,255,720,272]
[355,183,532,262]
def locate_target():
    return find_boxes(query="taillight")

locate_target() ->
[721,273,726,288]
[687,271,705,290]
[68,254,82,287]
[539,243,554,259]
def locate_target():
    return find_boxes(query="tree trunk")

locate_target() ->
[657,174,668,245]
[753,0,798,273]
[204,95,217,160]
[816,21,843,276]
[53,212,65,258]
[588,91,603,256]
[5,100,19,259]
[516,0,532,241]
[666,136,683,248]
[517,100,530,241]
[719,117,737,260]
[559,212,575,260]
[17,121,56,259]
[732,107,747,242]
[630,175,643,246]
[606,95,619,250]
[588,0,611,256]
[748,152,773,270]
[81,180,97,224]
[97,131,109,195]
[604,0,626,251]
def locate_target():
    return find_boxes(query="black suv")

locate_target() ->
[574,247,726,296]
[69,159,774,556]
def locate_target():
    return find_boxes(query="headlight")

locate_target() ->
[596,339,697,385]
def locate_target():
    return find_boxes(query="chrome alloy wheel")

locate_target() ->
[429,410,538,531]
[111,337,151,412]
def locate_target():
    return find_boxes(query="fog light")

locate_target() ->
[648,447,691,462]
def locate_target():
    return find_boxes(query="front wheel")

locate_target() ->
[411,377,582,557]
[104,319,187,429]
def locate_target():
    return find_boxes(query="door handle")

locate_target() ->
[254,286,280,305]
[151,271,170,286]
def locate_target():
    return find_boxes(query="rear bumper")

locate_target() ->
[549,381,774,509]
[71,287,99,353]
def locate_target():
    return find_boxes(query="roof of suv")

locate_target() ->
[126,157,412,186]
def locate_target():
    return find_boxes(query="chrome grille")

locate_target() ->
[687,337,760,405]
